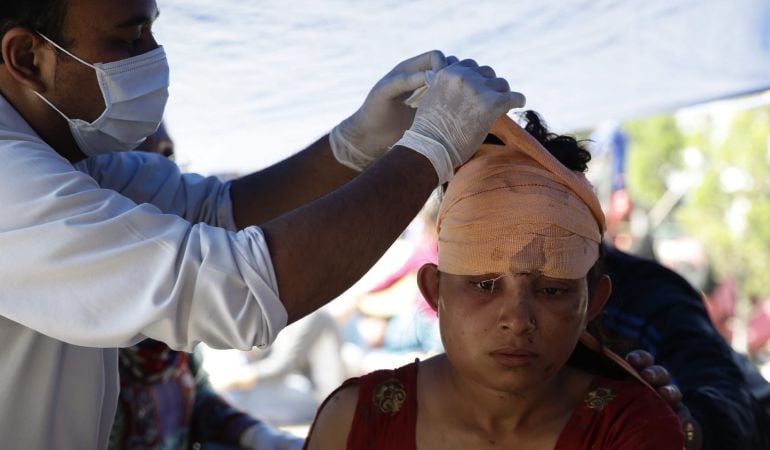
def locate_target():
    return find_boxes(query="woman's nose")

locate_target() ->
[497,295,536,335]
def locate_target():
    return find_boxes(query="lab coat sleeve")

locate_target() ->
[0,141,286,352]
[75,151,238,230]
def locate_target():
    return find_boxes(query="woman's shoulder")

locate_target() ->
[304,382,359,450]
[354,360,420,418]
[557,376,684,449]
[304,361,420,450]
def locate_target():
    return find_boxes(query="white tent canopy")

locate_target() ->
[156,0,770,175]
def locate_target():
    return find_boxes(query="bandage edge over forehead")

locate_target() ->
[437,114,606,279]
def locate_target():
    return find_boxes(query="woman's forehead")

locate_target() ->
[445,270,586,283]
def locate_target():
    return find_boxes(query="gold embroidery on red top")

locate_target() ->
[584,387,617,411]
[372,378,407,414]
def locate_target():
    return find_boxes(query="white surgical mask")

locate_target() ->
[34,33,170,156]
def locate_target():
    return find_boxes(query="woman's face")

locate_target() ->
[418,264,609,394]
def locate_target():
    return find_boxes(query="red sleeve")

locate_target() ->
[301,376,361,450]
[602,384,684,449]
[557,378,684,449]
[303,363,418,450]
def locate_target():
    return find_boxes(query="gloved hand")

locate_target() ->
[330,50,456,171]
[394,59,526,184]
[239,421,304,450]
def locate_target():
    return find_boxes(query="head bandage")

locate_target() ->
[437,115,605,279]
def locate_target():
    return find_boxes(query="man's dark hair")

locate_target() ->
[0,0,69,64]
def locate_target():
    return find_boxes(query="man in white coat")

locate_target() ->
[0,0,525,448]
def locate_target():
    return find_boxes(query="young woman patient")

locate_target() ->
[303,112,684,450]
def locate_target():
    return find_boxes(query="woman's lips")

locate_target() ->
[489,349,538,368]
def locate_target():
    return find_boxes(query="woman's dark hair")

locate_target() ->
[521,110,592,173]
[0,0,69,64]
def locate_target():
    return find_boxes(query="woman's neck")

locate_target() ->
[419,356,592,438]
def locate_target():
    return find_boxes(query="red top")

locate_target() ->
[305,361,684,450]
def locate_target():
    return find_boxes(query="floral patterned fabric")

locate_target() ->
[109,340,259,450]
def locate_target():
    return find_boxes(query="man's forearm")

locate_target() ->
[261,146,437,323]
[230,135,359,228]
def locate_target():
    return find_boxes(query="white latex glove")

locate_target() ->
[394,59,526,184]
[239,422,304,450]
[330,50,456,171]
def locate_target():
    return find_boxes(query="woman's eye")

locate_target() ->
[473,276,502,293]
[541,287,566,296]
[477,280,495,291]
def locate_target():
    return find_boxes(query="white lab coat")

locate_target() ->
[0,94,287,449]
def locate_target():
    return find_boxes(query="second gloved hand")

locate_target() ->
[330,50,454,171]
[395,59,526,184]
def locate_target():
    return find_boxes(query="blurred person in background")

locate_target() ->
[206,310,346,427]
[340,198,443,372]
[602,236,770,450]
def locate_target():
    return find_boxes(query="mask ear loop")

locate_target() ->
[36,32,97,69]
[31,90,72,120]
[33,32,109,125]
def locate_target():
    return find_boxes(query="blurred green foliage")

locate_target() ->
[625,115,686,211]
[623,106,770,298]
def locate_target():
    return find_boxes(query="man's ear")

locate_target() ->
[1,27,49,92]
[417,263,440,313]
[587,275,611,321]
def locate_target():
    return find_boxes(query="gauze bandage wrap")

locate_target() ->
[437,115,605,279]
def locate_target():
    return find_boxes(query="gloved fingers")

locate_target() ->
[500,90,527,110]
[476,65,497,78]
[455,58,479,68]
[446,55,460,65]
[427,50,450,71]
[392,50,448,74]
[484,76,509,92]
[484,76,526,108]
[377,70,433,99]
